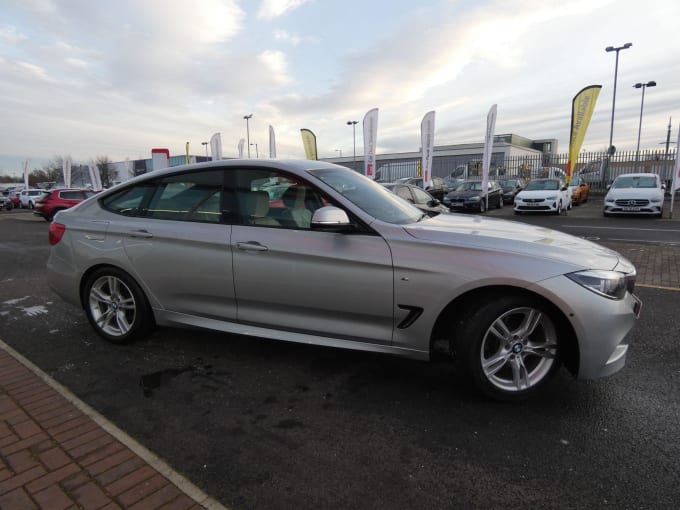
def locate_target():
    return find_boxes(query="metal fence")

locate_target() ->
[339,148,677,192]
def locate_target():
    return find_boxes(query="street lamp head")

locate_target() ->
[347,120,358,126]
[243,114,253,120]
[647,80,657,87]
[606,43,632,52]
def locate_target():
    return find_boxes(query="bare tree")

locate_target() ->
[95,155,116,188]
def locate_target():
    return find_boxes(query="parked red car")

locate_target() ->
[34,189,97,221]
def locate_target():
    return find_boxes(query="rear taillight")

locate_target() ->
[49,222,66,245]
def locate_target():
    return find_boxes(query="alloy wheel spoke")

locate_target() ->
[511,355,530,390]
[519,309,542,337]
[483,350,511,377]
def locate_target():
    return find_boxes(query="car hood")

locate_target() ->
[446,191,482,199]
[516,189,561,199]
[403,213,622,271]
[606,188,663,199]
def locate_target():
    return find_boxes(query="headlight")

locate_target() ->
[605,196,614,204]
[545,195,557,200]
[566,270,629,300]
[468,196,481,202]
[651,198,661,203]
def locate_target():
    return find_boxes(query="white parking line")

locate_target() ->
[561,225,680,232]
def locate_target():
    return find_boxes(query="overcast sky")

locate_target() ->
[1,0,678,176]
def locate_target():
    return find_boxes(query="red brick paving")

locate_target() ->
[0,347,225,510]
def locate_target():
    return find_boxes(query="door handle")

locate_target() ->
[129,229,153,239]
[237,241,268,252]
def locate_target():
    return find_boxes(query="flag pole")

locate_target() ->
[669,126,680,219]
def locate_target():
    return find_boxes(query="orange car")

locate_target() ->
[569,176,590,205]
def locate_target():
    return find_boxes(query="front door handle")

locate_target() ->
[236,241,268,252]
[129,229,153,239]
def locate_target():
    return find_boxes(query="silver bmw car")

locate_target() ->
[47,160,641,400]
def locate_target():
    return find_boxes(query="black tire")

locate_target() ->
[479,200,486,213]
[83,267,155,344]
[514,210,521,215]
[454,295,562,401]
[28,200,34,209]
[48,208,65,221]
[497,196,503,209]
[553,201,562,215]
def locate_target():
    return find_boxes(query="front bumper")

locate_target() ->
[514,200,560,212]
[603,203,662,215]
[531,274,641,380]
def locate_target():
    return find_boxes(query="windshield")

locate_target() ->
[456,181,483,192]
[612,176,658,189]
[498,180,517,187]
[309,167,423,224]
[525,179,559,191]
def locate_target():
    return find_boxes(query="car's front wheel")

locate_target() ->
[83,267,155,344]
[455,296,561,400]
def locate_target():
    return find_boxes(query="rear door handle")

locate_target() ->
[236,241,268,252]
[129,229,153,239]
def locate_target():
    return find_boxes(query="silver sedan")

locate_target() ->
[47,160,641,400]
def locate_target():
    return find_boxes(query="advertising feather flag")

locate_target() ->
[567,85,601,184]
[481,104,497,197]
[269,125,276,159]
[23,159,30,188]
[63,157,72,189]
[363,108,379,179]
[300,129,318,160]
[210,132,222,160]
[421,111,435,189]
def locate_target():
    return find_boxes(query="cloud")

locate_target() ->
[257,0,312,20]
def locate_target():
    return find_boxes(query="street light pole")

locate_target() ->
[605,43,632,156]
[201,141,208,158]
[347,120,358,167]
[634,81,656,168]
[243,114,253,158]
[335,149,342,157]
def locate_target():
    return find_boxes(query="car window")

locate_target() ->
[612,176,658,189]
[102,184,156,216]
[411,187,432,204]
[310,167,422,224]
[146,171,224,223]
[102,171,226,222]
[394,186,413,201]
[235,169,329,229]
[60,191,84,200]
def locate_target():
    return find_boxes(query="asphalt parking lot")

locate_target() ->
[1,204,679,509]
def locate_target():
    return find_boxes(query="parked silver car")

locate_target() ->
[47,160,641,400]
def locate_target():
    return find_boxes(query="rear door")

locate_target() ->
[101,169,237,320]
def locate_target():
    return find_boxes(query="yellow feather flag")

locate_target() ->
[567,85,601,183]
[300,129,318,160]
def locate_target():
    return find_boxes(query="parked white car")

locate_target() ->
[514,178,570,215]
[603,173,665,217]
[20,189,46,209]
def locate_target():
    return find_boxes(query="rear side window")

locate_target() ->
[101,170,226,223]
[59,191,84,200]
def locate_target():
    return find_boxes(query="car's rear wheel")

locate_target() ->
[497,196,503,209]
[455,296,561,400]
[83,267,155,344]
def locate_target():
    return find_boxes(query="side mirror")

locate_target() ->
[428,199,440,207]
[311,206,354,232]
[561,186,568,191]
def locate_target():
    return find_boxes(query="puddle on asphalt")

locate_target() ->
[139,363,224,397]
[140,367,191,397]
